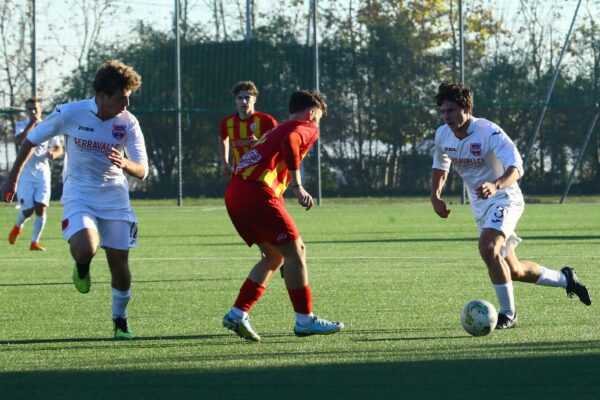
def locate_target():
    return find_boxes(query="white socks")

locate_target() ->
[112,288,131,320]
[31,214,47,243]
[230,307,248,320]
[535,266,567,288]
[296,312,315,326]
[493,282,515,319]
[15,211,29,228]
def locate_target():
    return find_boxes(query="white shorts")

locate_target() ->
[62,212,138,250]
[17,178,51,209]
[477,200,524,257]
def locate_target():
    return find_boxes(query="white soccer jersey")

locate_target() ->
[15,119,61,182]
[432,117,524,219]
[27,97,148,215]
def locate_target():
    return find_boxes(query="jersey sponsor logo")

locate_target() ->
[73,137,119,156]
[250,122,257,132]
[444,147,456,152]
[231,137,257,147]
[470,143,482,156]
[112,124,126,140]
[78,125,94,132]
[236,149,261,171]
[451,157,484,166]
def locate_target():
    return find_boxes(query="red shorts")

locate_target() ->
[225,176,299,247]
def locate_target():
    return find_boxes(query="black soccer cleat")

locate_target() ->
[561,266,591,306]
[496,312,517,330]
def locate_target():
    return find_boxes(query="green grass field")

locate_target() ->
[1,199,599,399]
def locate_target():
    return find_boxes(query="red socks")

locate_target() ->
[287,285,313,314]
[233,278,266,312]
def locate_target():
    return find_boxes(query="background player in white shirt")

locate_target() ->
[430,82,591,329]
[1,60,148,340]
[8,98,63,251]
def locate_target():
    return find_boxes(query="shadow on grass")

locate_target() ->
[1,354,599,400]
[202,234,600,247]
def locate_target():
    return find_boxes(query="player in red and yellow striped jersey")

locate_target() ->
[219,81,278,177]
[221,90,344,342]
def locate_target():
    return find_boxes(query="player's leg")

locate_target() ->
[8,183,34,245]
[505,247,591,305]
[29,202,47,251]
[68,227,99,294]
[99,219,137,340]
[478,228,516,329]
[105,248,133,339]
[273,238,344,336]
[222,242,283,341]
[29,177,51,251]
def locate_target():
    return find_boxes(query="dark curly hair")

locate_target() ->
[93,60,142,95]
[232,81,259,97]
[288,90,327,115]
[434,82,473,110]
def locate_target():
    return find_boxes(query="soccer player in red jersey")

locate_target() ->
[219,81,278,177]
[222,90,344,341]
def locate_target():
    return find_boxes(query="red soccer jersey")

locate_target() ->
[219,112,278,168]
[234,120,319,197]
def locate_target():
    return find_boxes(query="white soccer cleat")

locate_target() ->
[294,316,344,337]
[222,312,261,342]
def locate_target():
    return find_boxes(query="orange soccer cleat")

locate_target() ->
[29,242,46,251]
[8,225,22,245]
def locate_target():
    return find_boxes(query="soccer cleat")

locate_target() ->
[294,316,344,337]
[72,264,91,294]
[222,312,261,342]
[113,317,134,340]
[561,266,591,306]
[29,242,46,251]
[495,312,517,330]
[8,225,22,245]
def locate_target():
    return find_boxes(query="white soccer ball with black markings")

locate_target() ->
[460,299,498,337]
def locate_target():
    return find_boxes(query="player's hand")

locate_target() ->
[46,151,56,160]
[292,185,313,210]
[108,148,128,169]
[0,179,17,203]
[221,162,233,177]
[476,182,497,199]
[431,197,450,218]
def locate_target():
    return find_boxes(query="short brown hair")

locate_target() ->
[288,90,327,115]
[25,98,40,106]
[93,60,142,95]
[434,82,473,110]
[232,81,258,97]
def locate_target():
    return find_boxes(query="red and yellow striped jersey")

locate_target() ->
[219,112,278,168]
[234,120,319,197]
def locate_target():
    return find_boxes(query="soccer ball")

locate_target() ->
[460,299,498,337]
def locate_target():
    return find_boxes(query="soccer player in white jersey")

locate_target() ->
[9,98,63,251]
[1,60,148,340]
[430,82,591,330]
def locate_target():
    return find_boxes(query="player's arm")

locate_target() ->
[431,168,450,218]
[476,166,521,199]
[219,136,233,176]
[47,142,64,160]
[114,120,149,180]
[0,139,37,202]
[283,132,313,210]
[108,148,147,179]
[15,111,42,145]
[476,131,523,199]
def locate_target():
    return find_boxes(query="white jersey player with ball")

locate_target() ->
[430,82,591,331]
[1,60,148,340]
